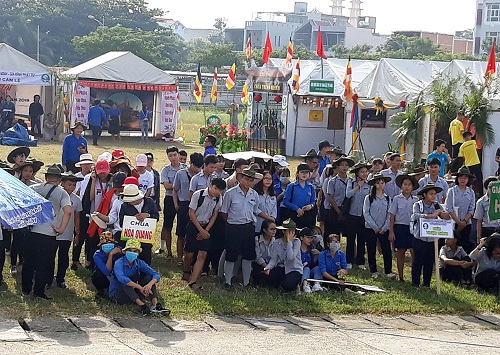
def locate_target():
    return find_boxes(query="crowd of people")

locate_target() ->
[1,118,500,315]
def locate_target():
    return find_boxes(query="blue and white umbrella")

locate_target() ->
[0,168,54,229]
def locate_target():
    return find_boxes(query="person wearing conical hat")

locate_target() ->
[418,157,449,203]
[389,174,419,281]
[445,166,475,254]
[22,164,72,300]
[411,183,450,288]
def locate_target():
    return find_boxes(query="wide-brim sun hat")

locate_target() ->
[395,174,419,190]
[75,153,94,167]
[7,147,30,164]
[121,184,144,203]
[367,174,392,186]
[276,218,297,230]
[419,182,443,195]
[332,156,355,168]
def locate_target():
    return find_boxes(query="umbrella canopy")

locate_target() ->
[0,168,54,229]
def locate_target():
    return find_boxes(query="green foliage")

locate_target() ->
[390,93,426,162]
[185,39,244,73]
[462,83,495,147]
[72,25,186,70]
[429,76,462,130]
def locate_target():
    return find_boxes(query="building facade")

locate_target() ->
[396,31,473,55]
[474,0,500,55]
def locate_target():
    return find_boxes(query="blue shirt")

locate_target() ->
[301,245,317,268]
[108,108,120,118]
[426,151,449,177]
[62,133,87,165]
[88,105,107,127]
[1,101,15,118]
[109,256,160,298]
[139,109,151,121]
[204,146,217,157]
[318,249,347,276]
[283,181,316,212]
[93,249,122,277]
[317,154,330,174]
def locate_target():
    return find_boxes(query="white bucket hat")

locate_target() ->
[75,153,94,167]
[121,184,144,203]
[272,154,289,167]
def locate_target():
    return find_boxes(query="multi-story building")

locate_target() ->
[474,0,500,55]
[395,31,474,55]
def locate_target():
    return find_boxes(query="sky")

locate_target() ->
[147,0,477,35]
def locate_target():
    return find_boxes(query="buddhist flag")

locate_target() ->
[316,26,327,59]
[291,58,300,94]
[285,37,293,67]
[485,39,496,83]
[262,32,273,64]
[246,37,252,61]
[343,57,353,101]
[241,79,249,105]
[210,68,218,102]
[225,63,236,90]
[193,63,202,103]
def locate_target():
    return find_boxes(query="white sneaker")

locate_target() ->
[358,265,367,270]
[312,283,322,292]
[303,284,312,293]
[371,272,379,279]
[385,273,396,280]
[346,263,353,270]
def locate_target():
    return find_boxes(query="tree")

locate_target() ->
[72,25,186,70]
[212,17,228,43]
[186,39,244,73]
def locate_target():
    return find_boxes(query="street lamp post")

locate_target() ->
[88,14,105,27]
[27,19,40,62]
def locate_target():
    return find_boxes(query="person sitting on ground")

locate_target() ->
[318,234,348,288]
[469,234,500,291]
[263,219,303,291]
[183,178,226,291]
[311,226,324,251]
[299,228,322,293]
[252,220,277,286]
[439,232,475,286]
[110,239,170,315]
[92,231,122,299]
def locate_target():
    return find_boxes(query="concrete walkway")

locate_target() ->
[1,314,500,354]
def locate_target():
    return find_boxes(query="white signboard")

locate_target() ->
[160,91,177,133]
[71,83,90,127]
[0,70,52,86]
[121,216,157,244]
[419,218,454,239]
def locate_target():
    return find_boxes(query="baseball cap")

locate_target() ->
[112,172,127,188]
[95,159,110,175]
[272,154,289,167]
[112,149,125,160]
[136,154,148,167]
[97,152,112,163]
[123,176,139,186]
[318,140,333,150]
[145,152,154,160]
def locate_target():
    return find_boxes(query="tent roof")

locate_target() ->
[61,51,175,85]
[0,43,49,73]
[356,58,448,104]
[269,58,377,97]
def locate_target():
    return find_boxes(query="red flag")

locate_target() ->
[316,26,327,59]
[262,32,273,64]
[485,39,496,82]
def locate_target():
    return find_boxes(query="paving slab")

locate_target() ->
[472,314,500,327]
[70,317,123,332]
[284,316,338,331]
[114,318,170,333]
[243,317,304,332]
[0,319,32,341]
[398,315,454,330]
[436,315,495,329]
[324,315,382,329]
[365,316,420,330]
[161,319,213,332]
[204,316,255,332]
[25,318,80,332]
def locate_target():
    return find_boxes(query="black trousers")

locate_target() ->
[113,274,158,305]
[475,269,500,290]
[345,215,368,265]
[326,209,346,242]
[468,163,484,195]
[90,125,102,145]
[2,227,11,252]
[0,116,13,132]
[30,115,41,135]
[0,239,4,283]
[456,224,473,254]
[366,229,393,274]
[10,228,26,266]
[51,240,72,285]
[92,268,110,292]
[440,256,473,283]
[451,143,461,158]
[22,232,57,296]
[204,215,225,273]
[411,238,435,287]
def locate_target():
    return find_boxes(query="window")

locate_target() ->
[487,4,500,22]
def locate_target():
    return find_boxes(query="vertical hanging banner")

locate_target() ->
[160,91,178,134]
[71,82,90,127]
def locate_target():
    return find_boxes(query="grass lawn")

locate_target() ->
[0,110,499,319]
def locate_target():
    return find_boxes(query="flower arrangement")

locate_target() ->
[199,124,228,145]
[220,125,248,153]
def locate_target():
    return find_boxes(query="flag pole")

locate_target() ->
[321,58,324,79]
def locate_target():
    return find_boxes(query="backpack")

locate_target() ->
[196,192,220,210]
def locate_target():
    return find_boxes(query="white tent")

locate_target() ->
[0,43,52,86]
[356,58,448,105]
[61,51,175,84]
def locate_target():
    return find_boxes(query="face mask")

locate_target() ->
[102,243,114,254]
[329,242,341,253]
[280,177,289,183]
[125,251,139,262]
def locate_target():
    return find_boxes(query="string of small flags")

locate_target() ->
[300,97,345,108]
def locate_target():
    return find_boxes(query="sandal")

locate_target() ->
[188,282,204,291]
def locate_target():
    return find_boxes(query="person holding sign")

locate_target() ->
[119,184,159,265]
[183,178,226,291]
[469,235,500,291]
[110,239,170,315]
[411,183,450,288]
[445,166,476,253]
